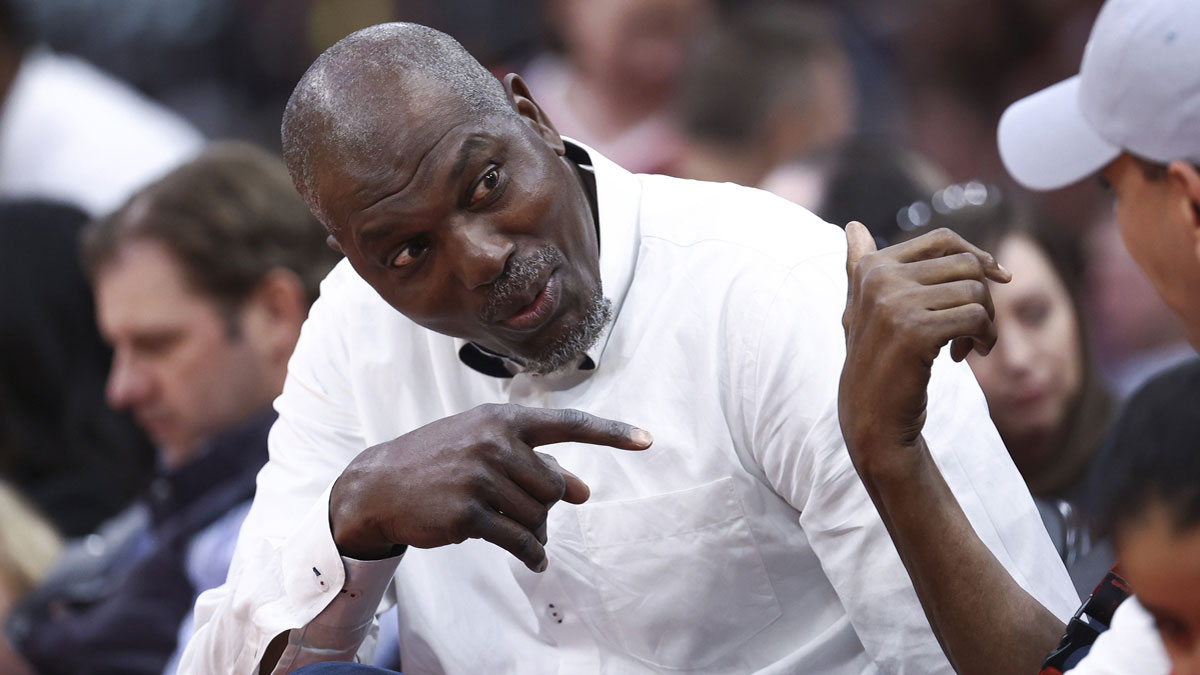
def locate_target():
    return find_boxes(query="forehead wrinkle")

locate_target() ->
[349,119,472,218]
[342,121,486,255]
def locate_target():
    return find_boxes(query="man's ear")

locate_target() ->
[503,73,565,156]
[326,234,344,254]
[241,268,307,367]
[1168,160,1200,264]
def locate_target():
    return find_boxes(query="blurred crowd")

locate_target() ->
[0,0,1193,673]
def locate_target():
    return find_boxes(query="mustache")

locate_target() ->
[478,246,564,323]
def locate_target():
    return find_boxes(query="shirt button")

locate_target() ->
[313,566,329,592]
[546,603,563,624]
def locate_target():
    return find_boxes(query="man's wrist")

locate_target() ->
[329,475,399,560]
[846,433,932,493]
[330,515,398,560]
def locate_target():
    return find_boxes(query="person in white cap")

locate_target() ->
[838,0,1200,673]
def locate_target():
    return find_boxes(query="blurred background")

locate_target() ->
[0,1,1191,670]
[3,0,1187,532]
[0,0,1185,524]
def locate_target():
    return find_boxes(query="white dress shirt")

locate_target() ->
[1069,597,1170,674]
[0,49,202,215]
[180,142,1078,674]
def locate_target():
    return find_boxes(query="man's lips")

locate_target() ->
[135,410,172,441]
[499,272,560,331]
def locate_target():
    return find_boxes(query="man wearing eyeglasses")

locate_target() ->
[839,0,1200,673]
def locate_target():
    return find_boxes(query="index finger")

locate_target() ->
[884,228,1011,283]
[512,406,653,451]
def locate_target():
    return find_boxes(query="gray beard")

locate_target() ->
[522,284,612,375]
[479,245,612,375]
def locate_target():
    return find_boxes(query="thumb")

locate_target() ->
[845,221,878,274]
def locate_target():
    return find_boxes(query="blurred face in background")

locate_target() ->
[966,233,1082,475]
[550,0,709,97]
[1117,502,1200,675]
[95,238,277,468]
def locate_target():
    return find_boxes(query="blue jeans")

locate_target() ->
[290,664,399,674]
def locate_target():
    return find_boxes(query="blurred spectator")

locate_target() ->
[0,0,202,215]
[521,0,710,173]
[762,135,945,247]
[0,481,59,675]
[673,2,855,186]
[5,142,341,675]
[0,200,155,537]
[901,184,1114,596]
[1095,358,1200,675]
[1084,213,1194,399]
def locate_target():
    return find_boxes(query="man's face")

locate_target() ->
[1101,155,1199,343]
[96,239,276,467]
[320,84,604,372]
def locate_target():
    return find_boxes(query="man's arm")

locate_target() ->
[178,273,652,675]
[729,212,1070,673]
[838,222,1066,674]
[185,400,652,675]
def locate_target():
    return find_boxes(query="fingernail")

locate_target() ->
[997,262,1012,277]
[536,559,548,573]
[631,428,653,446]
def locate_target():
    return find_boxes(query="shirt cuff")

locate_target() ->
[273,552,403,673]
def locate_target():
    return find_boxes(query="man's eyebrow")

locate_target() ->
[357,221,396,249]
[450,135,489,181]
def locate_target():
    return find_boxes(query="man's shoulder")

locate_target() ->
[634,174,845,271]
[316,258,393,313]
[306,258,434,347]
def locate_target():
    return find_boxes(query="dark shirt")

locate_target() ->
[8,408,274,675]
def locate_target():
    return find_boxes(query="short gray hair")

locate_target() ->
[282,22,511,227]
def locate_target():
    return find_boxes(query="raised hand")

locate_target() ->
[329,403,652,571]
[839,222,1010,464]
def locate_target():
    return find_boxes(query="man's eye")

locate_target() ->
[391,240,428,268]
[131,332,182,357]
[470,167,501,205]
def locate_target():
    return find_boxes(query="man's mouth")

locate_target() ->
[136,411,171,441]
[479,245,565,330]
[499,272,560,331]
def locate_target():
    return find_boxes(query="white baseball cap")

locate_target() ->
[998,0,1200,191]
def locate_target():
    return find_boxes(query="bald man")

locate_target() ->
[178,23,1075,674]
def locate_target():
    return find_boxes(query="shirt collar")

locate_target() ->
[456,138,642,378]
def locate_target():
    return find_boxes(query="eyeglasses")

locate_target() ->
[896,180,1002,233]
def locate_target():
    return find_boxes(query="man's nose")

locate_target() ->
[449,222,515,290]
[105,350,152,411]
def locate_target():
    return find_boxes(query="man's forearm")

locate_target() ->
[853,437,1064,675]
